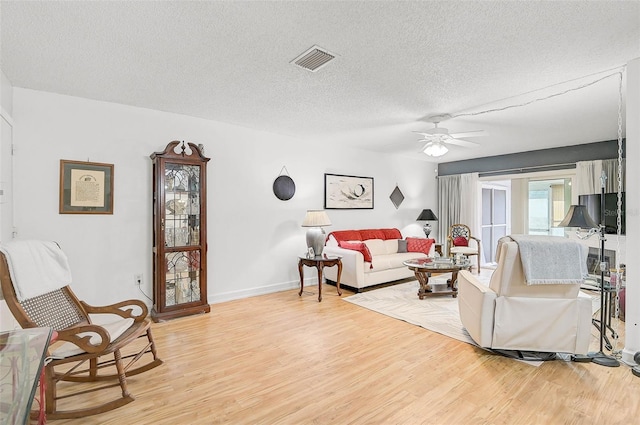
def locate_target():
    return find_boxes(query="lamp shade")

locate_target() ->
[301,210,331,227]
[416,209,438,221]
[558,205,598,229]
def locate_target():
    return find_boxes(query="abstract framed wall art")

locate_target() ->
[324,173,374,209]
[59,160,114,214]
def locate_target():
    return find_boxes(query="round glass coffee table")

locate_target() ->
[403,258,471,299]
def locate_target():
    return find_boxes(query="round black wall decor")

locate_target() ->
[273,175,296,200]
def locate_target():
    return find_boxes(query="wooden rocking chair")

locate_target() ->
[0,240,163,419]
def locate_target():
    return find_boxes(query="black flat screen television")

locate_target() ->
[578,192,625,235]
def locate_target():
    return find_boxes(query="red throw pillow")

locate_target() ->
[406,237,435,255]
[338,241,373,264]
[453,236,468,247]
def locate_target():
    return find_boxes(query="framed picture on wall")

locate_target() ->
[59,160,114,214]
[324,173,374,209]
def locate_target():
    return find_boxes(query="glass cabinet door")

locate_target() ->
[163,163,202,307]
[164,164,201,248]
[165,250,201,306]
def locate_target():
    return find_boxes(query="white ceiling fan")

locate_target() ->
[413,115,486,157]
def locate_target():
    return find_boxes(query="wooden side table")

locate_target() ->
[298,255,342,302]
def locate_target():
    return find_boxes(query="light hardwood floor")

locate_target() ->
[50,283,639,425]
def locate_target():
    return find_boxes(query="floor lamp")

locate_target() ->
[559,174,620,367]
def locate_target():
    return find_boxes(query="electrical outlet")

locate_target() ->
[134,274,143,286]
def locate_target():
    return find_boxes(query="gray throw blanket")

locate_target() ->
[509,235,588,285]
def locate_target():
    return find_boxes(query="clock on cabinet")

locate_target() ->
[150,141,210,322]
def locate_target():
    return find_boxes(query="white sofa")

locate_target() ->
[458,235,592,355]
[323,228,435,291]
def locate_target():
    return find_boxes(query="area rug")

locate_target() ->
[343,270,601,356]
[343,274,482,346]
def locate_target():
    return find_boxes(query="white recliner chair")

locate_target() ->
[457,235,593,355]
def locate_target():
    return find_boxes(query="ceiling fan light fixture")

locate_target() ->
[423,141,448,157]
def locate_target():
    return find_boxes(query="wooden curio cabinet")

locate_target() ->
[150,141,210,322]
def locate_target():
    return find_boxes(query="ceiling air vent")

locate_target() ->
[291,45,335,72]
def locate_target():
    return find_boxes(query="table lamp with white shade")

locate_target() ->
[301,210,332,256]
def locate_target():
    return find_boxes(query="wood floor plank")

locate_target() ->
[48,283,640,424]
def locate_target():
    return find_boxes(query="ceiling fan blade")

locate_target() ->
[413,127,449,136]
[412,131,432,138]
[446,138,480,148]
[449,130,487,138]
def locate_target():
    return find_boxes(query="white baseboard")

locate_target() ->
[622,347,639,366]
[208,279,317,304]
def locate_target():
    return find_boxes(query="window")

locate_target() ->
[478,170,575,261]
[528,179,571,236]
[481,182,510,264]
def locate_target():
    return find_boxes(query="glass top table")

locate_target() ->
[403,257,472,299]
[0,327,54,425]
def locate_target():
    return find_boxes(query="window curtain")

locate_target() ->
[551,184,565,227]
[438,175,460,255]
[460,173,480,238]
[601,158,625,193]
[438,173,479,256]
[576,159,625,196]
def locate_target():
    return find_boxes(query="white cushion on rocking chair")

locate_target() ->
[51,317,135,359]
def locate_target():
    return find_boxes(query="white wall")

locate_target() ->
[10,88,437,308]
[1,70,12,117]
[0,69,18,330]
[0,70,13,242]
[510,178,528,234]
[622,57,640,365]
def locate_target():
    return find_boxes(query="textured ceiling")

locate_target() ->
[1,1,639,162]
